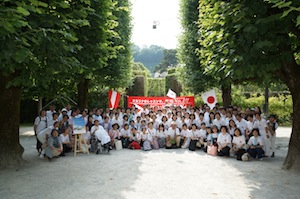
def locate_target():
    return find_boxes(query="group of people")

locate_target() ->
[34,103,278,161]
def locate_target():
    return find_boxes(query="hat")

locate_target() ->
[62,108,67,112]
[250,108,255,111]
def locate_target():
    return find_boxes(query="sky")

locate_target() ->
[130,0,181,49]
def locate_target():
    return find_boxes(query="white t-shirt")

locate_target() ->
[147,128,156,137]
[93,115,103,123]
[166,127,180,139]
[199,129,207,139]
[181,129,190,137]
[213,118,224,130]
[247,121,254,132]
[253,119,267,136]
[46,110,56,120]
[156,130,166,138]
[217,133,232,148]
[232,135,246,149]
[190,129,200,138]
[120,128,130,137]
[34,116,47,134]
[59,133,70,143]
[236,119,248,136]
[37,126,54,143]
[248,136,263,147]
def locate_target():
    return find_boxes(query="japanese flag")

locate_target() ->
[108,90,121,109]
[167,89,176,99]
[201,89,217,109]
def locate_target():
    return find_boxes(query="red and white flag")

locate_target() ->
[108,90,121,109]
[167,89,176,99]
[201,89,217,109]
[133,103,143,112]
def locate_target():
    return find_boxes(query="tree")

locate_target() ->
[198,0,300,170]
[154,49,178,73]
[0,0,94,168]
[178,0,232,106]
[132,44,164,72]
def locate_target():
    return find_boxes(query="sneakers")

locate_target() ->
[259,158,263,161]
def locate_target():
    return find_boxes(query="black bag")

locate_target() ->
[189,140,197,151]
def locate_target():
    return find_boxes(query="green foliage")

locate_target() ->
[127,75,145,96]
[154,49,178,73]
[178,0,213,93]
[165,74,182,96]
[132,44,164,72]
[148,78,166,96]
[133,62,151,78]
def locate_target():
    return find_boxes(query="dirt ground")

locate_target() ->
[0,127,299,199]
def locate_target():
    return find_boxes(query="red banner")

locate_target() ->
[128,96,195,108]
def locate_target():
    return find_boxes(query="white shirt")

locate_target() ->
[217,133,232,148]
[59,133,70,143]
[93,115,103,123]
[199,129,207,139]
[147,128,156,137]
[181,129,190,137]
[236,119,248,136]
[94,125,111,144]
[246,120,254,132]
[213,118,224,130]
[120,128,130,137]
[47,118,58,128]
[248,136,263,147]
[156,130,166,138]
[166,127,180,139]
[253,118,267,136]
[46,110,56,120]
[232,135,246,149]
[34,116,47,134]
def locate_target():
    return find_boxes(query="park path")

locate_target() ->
[0,127,297,199]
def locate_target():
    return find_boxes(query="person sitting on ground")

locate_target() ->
[140,126,152,151]
[189,123,200,151]
[156,124,166,148]
[120,123,131,148]
[166,121,180,149]
[59,128,72,156]
[93,123,112,153]
[181,123,191,149]
[109,123,121,148]
[232,128,247,160]
[128,127,141,150]
[247,128,265,160]
[217,125,232,157]
[198,122,207,148]
[147,122,159,149]
[45,129,62,160]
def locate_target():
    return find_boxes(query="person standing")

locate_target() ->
[34,110,47,156]
[267,114,278,157]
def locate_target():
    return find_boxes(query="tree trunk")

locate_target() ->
[264,86,269,117]
[281,62,300,171]
[77,78,89,109]
[221,84,232,108]
[0,72,24,169]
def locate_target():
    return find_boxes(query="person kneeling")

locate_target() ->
[232,128,247,160]
[59,128,72,156]
[217,126,232,157]
[247,128,265,160]
[45,129,62,160]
